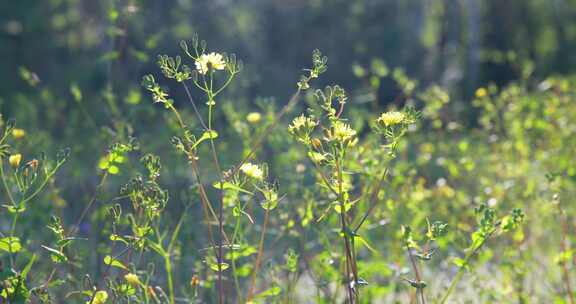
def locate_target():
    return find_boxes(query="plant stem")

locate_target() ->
[9,212,19,267]
[20,158,66,207]
[438,232,492,304]
[230,214,243,302]
[247,207,271,300]
[70,172,109,235]
[354,167,389,233]
[164,254,175,304]
[405,244,425,304]
[206,94,226,304]
[0,160,17,206]
[336,155,357,303]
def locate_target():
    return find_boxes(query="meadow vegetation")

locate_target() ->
[1,1,576,303]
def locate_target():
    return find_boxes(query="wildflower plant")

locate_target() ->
[141,34,327,303]
[0,117,69,302]
[287,77,421,303]
[5,30,563,304]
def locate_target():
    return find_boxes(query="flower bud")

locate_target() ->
[124,273,142,287]
[9,154,22,168]
[246,112,262,124]
[12,128,26,139]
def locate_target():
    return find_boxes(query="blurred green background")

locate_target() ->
[2,0,576,184]
[3,0,576,102]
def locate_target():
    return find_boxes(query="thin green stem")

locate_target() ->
[353,167,389,233]
[0,161,16,206]
[167,104,187,130]
[336,156,356,303]
[230,214,243,302]
[213,71,237,96]
[164,254,175,304]
[21,161,65,206]
[405,241,425,304]
[205,94,226,304]
[9,212,19,267]
[247,207,271,300]
[438,232,492,304]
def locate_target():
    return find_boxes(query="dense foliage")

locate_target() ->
[0,1,575,303]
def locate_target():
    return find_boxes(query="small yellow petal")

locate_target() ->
[124,273,142,287]
[11,128,26,139]
[246,112,262,123]
[475,87,487,98]
[9,154,22,168]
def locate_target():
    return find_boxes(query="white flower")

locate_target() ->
[195,52,226,75]
[240,162,264,180]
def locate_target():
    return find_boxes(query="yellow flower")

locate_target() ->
[475,87,487,98]
[195,52,226,75]
[288,115,317,137]
[240,162,264,180]
[331,121,356,142]
[88,290,108,304]
[288,115,318,144]
[246,112,262,124]
[11,128,26,139]
[289,115,316,131]
[378,111,405,127]
[9,154,22,168]
[124,273,141,287]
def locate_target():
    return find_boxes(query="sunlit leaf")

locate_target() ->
[104,255,128,270]
[209,262,229,272]
[0,237,22,253]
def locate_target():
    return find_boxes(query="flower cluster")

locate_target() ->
[326,121,357,146]
[288,115,317,144]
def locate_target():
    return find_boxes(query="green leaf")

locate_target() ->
[70,83,82,102]
[110,234,129,245]
[355,235,377,254]
[260,189,280,211]
[41,246,67,263]
[255,285,281,299]
[333,201,353,214]
[147,242,165,256]
[209,262,229,272]
[235,263,252,277]
[191,130,219,150]
[104,255,128,270]
[21,254,36,278]
[212,181,253,195]
[452,257,468,270]
[260,199,278,211]
[0,237,22,253]
[108,165,120,175]
[2,204,26,214]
